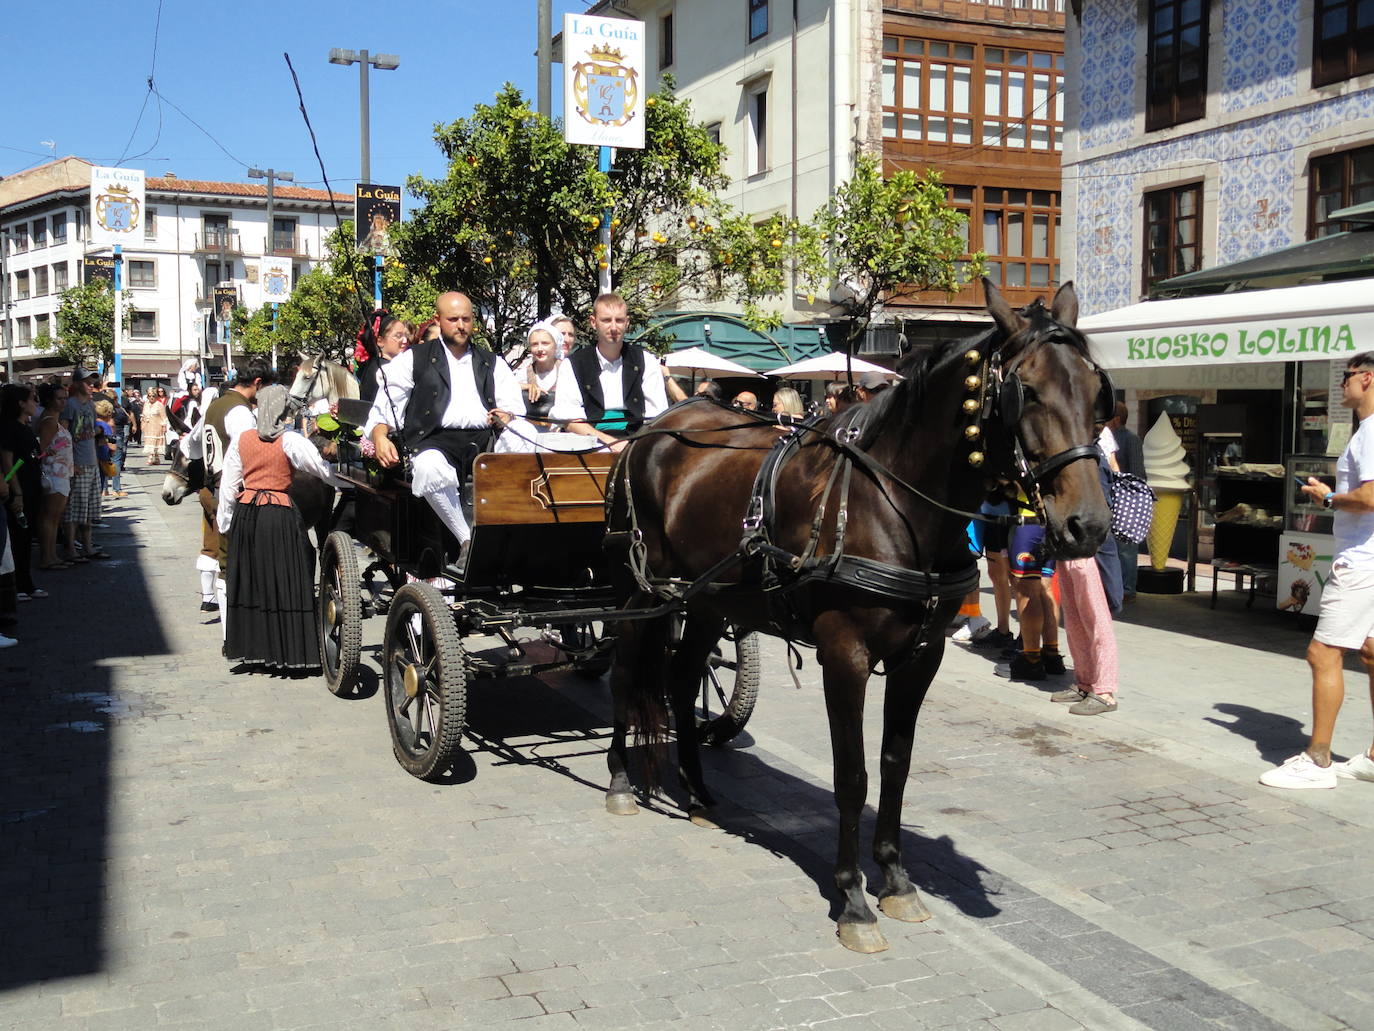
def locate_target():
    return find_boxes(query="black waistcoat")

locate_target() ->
[568,343,647,430]
[400,337,498,452]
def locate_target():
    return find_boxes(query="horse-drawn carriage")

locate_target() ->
[318,436,760,781]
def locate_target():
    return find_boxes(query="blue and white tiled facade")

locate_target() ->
[1067,0,1374,315]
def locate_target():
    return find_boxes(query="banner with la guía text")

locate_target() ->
[260,257,293,303]
[563,14,646,150]
[89,167,146,247]
[355,184,401,254]
[83,255,116,284]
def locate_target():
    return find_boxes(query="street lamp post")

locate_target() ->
[327,48,400,185]
[249,168,294,369]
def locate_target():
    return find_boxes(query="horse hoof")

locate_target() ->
[605,792,639,816]
[836,921,889,954]
[688,806,720,829]
[879,892,932,923]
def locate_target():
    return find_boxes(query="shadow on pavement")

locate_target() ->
[1204,702,1314,763]
[0,484,170,991]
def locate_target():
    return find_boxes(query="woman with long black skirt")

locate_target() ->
[217,385,343,672]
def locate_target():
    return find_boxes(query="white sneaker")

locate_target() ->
[1259,752,1338,790]
[952,616,991,643]
[0,634,16,649]
[1334,752,1374,782]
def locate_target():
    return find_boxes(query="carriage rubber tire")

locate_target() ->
[383,583,468,781]
[698,629,761,747]
[320,531,363,697]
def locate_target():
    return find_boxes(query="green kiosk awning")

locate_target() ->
[631,312,831,373]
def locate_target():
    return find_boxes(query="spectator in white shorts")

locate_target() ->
[1261,352,1374,789]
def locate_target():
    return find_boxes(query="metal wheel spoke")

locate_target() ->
[422,692,438,741]
[705,665,726,707]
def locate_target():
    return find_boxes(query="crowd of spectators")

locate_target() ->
[0,367,189,650]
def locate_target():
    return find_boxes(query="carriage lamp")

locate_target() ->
[964,425,980,440]
[962,398,979,413]
[964,375,981,390]
[965,350,981,364]
[968,451,985,467]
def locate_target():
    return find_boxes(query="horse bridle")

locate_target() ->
[979,337,1114,500]
[285,358,328,423]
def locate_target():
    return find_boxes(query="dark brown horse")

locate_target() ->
[603,281,1111,953]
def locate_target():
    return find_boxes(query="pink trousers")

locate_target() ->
[1057,557,1118,696]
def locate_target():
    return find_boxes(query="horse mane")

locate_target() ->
[854,325,1002,449]
[1000,298,1092,363]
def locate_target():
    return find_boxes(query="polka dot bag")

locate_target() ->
[1109,472,1155,545]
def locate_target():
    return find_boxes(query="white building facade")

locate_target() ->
[1,157,349,382]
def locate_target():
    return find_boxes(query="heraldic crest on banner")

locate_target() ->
[262,266,290,299]
[571,45,640,128]
[95,182,140,236]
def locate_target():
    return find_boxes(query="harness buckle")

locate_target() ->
[836,425,861,445]
[742,497,764,533]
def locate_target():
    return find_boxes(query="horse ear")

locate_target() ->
[983,277,1023,338]
[1050,281,1079,327]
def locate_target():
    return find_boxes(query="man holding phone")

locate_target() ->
[1261,353,1374,789]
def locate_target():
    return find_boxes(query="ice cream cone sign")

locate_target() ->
[1142,414,1192,572]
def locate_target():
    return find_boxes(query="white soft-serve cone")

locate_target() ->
[1142,414,1191,572]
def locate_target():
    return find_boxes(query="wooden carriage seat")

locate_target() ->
[467,451,617,587]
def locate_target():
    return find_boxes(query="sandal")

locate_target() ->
[87,551,112,560]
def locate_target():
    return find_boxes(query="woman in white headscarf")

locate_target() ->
[176,358,202,396]
[217,385,344,672]
[521,320,563,421]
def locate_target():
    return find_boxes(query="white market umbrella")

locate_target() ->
[664,346,761,377]
[764,352,897,379]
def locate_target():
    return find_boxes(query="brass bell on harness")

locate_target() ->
[965,349,981,364]
[964,424,981,440]
[964,375,981,391]
[962,398,979,413]
[968,450,985,467]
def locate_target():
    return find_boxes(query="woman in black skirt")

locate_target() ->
[216,385,343,672]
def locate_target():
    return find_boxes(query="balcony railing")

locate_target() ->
[193,229,243,255]
[886,0,1065,27]
[264,233,313,259]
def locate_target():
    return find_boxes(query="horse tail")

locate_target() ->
[628,654,672,796]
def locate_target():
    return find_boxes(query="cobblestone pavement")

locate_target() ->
[4,459,1374,1029]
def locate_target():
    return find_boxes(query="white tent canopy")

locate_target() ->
[1078,278,1374,370]
[765,352,895,378]
[663,347,760,377]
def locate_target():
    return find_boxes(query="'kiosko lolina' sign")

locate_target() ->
[1125,322,1357,363]
[563,14,646,150]
[1077,280,1374,371]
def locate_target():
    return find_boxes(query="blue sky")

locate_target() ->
[2,0,588,198]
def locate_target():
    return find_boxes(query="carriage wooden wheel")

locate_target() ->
[383,582,468,781]
[671,618,760,746]
[319,531,363,697]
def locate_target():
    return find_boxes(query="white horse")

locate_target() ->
[289,356,361,412]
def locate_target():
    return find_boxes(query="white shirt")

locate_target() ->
[548,345,669,425]
[364,344,524,438]
[216,429,345,533]
[1333,413,1374,569]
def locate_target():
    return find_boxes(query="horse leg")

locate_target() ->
[820,644,886,954]
[605,611,670,816]
[874,640,942,924]
[666,612,725,824]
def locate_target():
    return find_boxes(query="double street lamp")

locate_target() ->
[327,48,400,185]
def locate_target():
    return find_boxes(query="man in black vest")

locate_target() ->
[549,293,669,453]
[367,291,528,552]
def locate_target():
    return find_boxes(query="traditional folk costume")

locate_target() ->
[548,339,669,438]
[200,389,256,627]
[217,386,341,672]
[364,336,533,551]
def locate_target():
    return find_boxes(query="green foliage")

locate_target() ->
[804,154,981,349]
[400,81,804,356]
[49,280,132,367]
